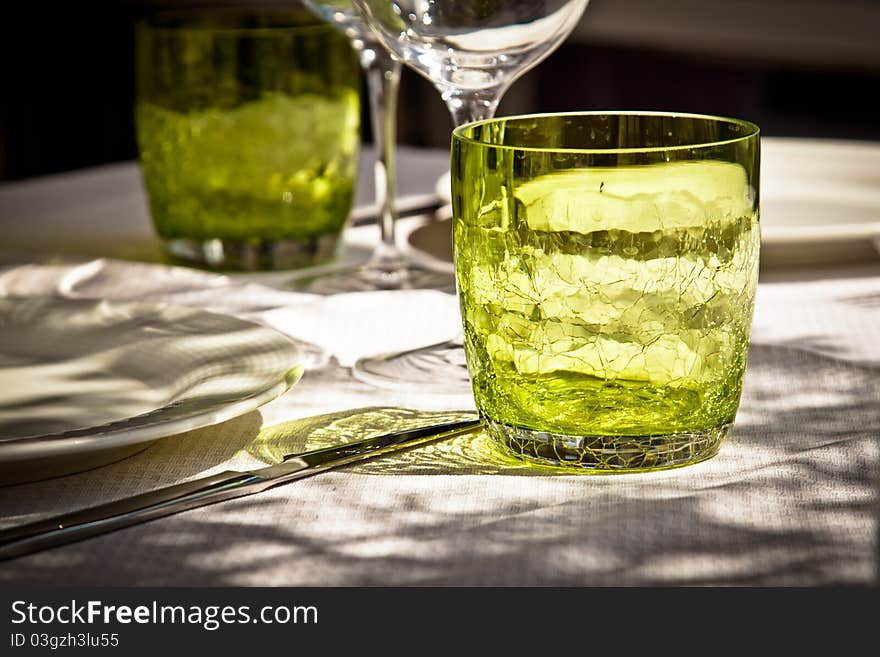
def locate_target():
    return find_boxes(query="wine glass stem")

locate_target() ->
[360,45,402,261]
[443,88,503,127]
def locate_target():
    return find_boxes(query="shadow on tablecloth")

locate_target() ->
[0,342,876,585]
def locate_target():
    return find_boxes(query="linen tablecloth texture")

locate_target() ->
[0,257,876,586]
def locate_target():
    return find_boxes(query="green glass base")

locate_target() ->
[484,417,730,473]
[163,235,340,271]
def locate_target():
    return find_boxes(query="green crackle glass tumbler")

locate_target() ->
[135,6,361,270]
[452,112,760,472]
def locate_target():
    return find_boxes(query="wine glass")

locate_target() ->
[353,0,590,125]
[349,0,591,392]
[301,0,451,292]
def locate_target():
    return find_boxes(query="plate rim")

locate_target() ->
[0,296,303,463]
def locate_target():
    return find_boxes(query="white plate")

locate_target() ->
[760,138,880,265]
[0,297,303,484]
[419,137,880,268]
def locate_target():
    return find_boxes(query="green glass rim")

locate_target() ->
[138,7,329,36]
[452,111,761,155]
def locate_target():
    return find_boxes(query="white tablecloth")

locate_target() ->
[0,148,877,586]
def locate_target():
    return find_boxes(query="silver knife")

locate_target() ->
[0,417,481,561]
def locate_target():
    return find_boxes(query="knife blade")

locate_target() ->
[0,416,481,561]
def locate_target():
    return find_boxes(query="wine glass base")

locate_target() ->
[297,262,455,294]
[352,339,471,395]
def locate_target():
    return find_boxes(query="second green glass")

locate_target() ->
[136,7,361,270]
[452,112,761,472]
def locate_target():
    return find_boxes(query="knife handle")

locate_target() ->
[0,470,260,561]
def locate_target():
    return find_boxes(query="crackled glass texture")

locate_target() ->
[452,113,761,471]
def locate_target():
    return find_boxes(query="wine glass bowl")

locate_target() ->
[353,0,590,121]
[304,0,371,44]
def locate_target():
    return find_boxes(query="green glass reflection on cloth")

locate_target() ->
[135,8,361,270]
[452,112,761,471]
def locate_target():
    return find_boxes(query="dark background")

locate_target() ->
[1,0,879,181]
